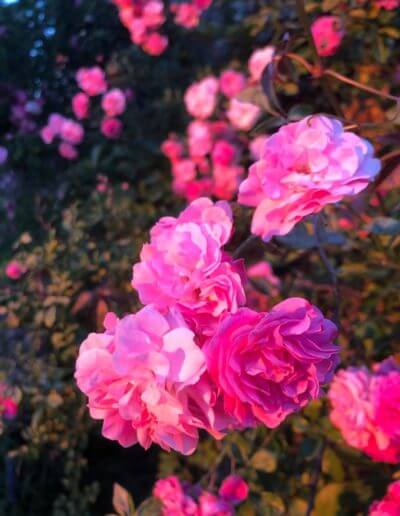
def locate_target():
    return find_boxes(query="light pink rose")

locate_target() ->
[311,16,344,57]
[5,260,25,280]
[212,164,244,201]
[58,142,78,160]
[188,120,213,157]
[199,492,233,516]
[132,198,245,336]
[218,475,249,505]
[172,2,201,28]
[375,0,400,8]
[226,99,261,131]
[238,116,381,241]
[76,66,107,96]
[72,92,90,120]
[248,46,275,82]
[142,32,168,55]
[101,88,126,117]
[219,70,247,98]
[184,77,219,119]
[40,126,55,144]
[205,298,339,428]
[329,359,400,463]
[142,0,165,28]
[101,117,123,139]
[172,159,197,183]
[75,306,227,454]
[369,480,400,515]
[60,119,84,144]
[249,134,268,160]
[153,476,199,515]
[161,135,184,161]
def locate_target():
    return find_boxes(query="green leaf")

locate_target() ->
[251,449,278,473]
[112,483,135,516]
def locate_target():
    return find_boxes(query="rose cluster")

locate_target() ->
[161,46,275,201]
[329,357,400,463]
[75,197,339,454]
[239,115,381,241]
[153,474,248,515]
[40,67,129,159]
[111,0,213,56]
[369,480,400,515]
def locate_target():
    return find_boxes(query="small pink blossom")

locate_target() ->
[219,70,247,98]
[2,398,18,420]
[226,99,261,132]
[40,126,55,144]
[184,77,219,119]
[199,492,233,515]
[218,475,249,505]
[247,261,280,288]
[205,298,339,428]
[311,16,344,57]
[153,476,198,515]
[58,142,78,160]
[142,32,168,55]
[142,0,165,28]
[60,119,84,144]
[72,92,90,120]
[5,260,26,280]
[211,140,237,166]
[249,134,268,160]
[101,117,123,139]
[172,159,197,183]
[161,135,184,161]
[48,113,65,133]
[101,88,126,117]
[238,116,381,241]
[212,164,244,201]
[188,120,213,157]
[369,480,400,515]
[75,307,226,454]
[248,46,275,82]
[375,0,399,9]
[172,2,201,28]
[76,66,107,96]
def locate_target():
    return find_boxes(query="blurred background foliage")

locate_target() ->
[0,0,399,514]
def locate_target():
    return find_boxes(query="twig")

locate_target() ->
[305,438,326,516]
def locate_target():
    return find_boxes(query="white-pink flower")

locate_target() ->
[76,66,108,96]
[102,88,126,117]
[227,99,261,131]
[248,46,275,83]
[184,77,219,119]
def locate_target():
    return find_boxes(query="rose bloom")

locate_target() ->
[248,46,275,82]
[142,32,168,55]
[161,135,184,161]
[101,88,126,117]
[2,398,18,420]
[369,480,400,515]
[249,134,268,160]
[132,198,246,337]
[219,70,247,98]
[238,116,381,241]
[205,298,339,428]
[311,16,344,57]
[60,119,84,144]
[75,307,227,455]
[218,475,249,505]
[172,2,201,28]
[48,113,65,133]
[226,99,261,132]
[153,476,199,515]
[142,0,165,28]
[5,260,25,280]
[329,358,400,463]
[212,164,244,201]
[211,140,237,166]
[72,92,90,120]
[58,142,78,160]
[101,117,123,139]
[184,76,219,119]
[40,126,55,144]
[188,120,213,157]
[76,66,107,96]
[172,158,197,184]
[375,0,399,9]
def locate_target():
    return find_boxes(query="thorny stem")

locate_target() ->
[313,215,340,327]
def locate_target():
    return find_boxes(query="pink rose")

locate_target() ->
[188,120,213,157]
[5,260,25,280]
[247,261,280,288]
[248,46,275,82]
[249,134,268,160]
[311,16,344,57]
[205,298,339,428]
[101,88,126,117]
[132,198,246,336]
[2,398,18,420]
[172,159,197,183]
[212,164,243,201]
[101,117,123,139]
[211,140,237,166]
[218,475,249,505]
[72,92,90,120]
[199,492,233,516]
[40,126,55,144]
[226,99,261,131]
[48,113,65,133]
[75,306,226,454]
[238,116,381,241]
[76,66,108,96]
[60,119,84,144]
[369,480,400,515]
[184,77,219,119]
[142,32,168,55]
[142,0,165,28]
[219,70,247,98]
[161,135,184,161]
[153,477,199,515]
[58,142,78,160]
[375,0,400,9]
[329,359,400,463]
[172,3,201,28]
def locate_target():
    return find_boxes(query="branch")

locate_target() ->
[305,438,326,516]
